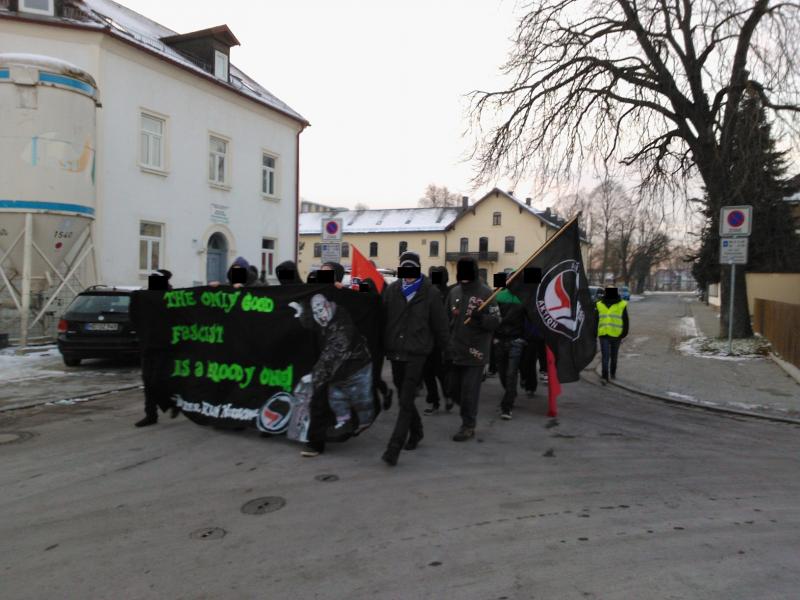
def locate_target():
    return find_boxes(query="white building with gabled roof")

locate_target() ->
[0,0,307,318]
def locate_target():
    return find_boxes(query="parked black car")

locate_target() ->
[57,286,140,366]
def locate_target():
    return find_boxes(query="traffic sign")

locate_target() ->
[720,205,752,237]
[321,218,343,241]
[321,242,342,264]
[720,237,748,264]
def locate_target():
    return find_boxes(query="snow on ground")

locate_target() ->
[666,391,697,401]
[629,294,645,302]
[676,316,700,338]
[0,345,69,383]
[677,336,770,361]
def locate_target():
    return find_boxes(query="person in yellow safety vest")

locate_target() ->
[596,287,630,384]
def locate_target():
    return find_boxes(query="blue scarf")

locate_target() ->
[401,276,424,301]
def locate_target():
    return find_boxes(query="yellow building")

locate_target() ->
[298,188,587,282]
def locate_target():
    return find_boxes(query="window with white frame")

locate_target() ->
[260,238,275,280]
[209,135,228,185]
[139,222,163,272]
[262,153,276,196]
[140,113,165,170]
[214,50,229,81]
[20,0,54,15]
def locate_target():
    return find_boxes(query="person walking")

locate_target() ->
[422,265,452,415]
[446,257,501,442]
[134,269,179,427]
[494,284,527,420]
[381,252,449,466]
[596,286,629,383]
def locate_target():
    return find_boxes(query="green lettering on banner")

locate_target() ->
[241,293,274,313]
[170,324,225,345]
[200,290,241,313]
[163,290,196,308]
[171,359,190,378]
[258,364,293,392]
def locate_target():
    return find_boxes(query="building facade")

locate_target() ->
[298,189,587,282]
[0,0,307,292]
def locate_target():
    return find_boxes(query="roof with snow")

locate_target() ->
[299,207,462,235]
[475,188,563,229]
[0,0,307,126]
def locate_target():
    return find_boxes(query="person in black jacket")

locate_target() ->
[134,269,180,427]
[494,285,527,420]
[422,265,452,415]
[446,257,501,441]
[381,252,449,466]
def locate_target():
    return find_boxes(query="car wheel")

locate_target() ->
[62,354,81,367]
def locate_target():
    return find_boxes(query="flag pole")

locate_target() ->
[464,211,582,324]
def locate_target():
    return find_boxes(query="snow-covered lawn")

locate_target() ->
[677,336,771,361]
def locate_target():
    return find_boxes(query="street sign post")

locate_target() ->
[321,218,343,241]
[720,237,748,264]
[321,242,342,264]
[719,206,753,355]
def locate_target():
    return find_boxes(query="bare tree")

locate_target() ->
[472,0,800,337]
[590,178,629,285]
[613,202,672,291]
[353,202,369,211]
[418,184,462,208]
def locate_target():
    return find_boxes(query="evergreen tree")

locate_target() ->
[693,88,800,325]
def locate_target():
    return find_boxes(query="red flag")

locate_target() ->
[545,344,561,417]
[350,244,385,293]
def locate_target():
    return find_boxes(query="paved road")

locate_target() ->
[616,293,799,419]
[2,375,798,599]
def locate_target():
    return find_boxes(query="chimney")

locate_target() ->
[461,196,469,210]
[507,190,514,196]
[525,197,532,207]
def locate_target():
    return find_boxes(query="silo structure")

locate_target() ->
[0,54,101,346]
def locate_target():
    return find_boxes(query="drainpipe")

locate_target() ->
[20,213,33,347]
[294,129,301,264]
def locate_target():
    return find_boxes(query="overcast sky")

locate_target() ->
[123,0,526,210]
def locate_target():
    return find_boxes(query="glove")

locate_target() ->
[469,310,484,324]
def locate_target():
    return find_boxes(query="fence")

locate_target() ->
[753,298,800,369]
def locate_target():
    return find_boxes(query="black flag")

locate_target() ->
[509,219,597,382]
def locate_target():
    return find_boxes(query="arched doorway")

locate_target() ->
[206,232,228,283]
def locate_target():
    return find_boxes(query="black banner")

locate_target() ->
[132,285,382,441]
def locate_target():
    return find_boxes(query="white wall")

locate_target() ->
[0,20,301,288]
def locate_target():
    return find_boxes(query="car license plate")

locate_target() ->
[85,322,119,331]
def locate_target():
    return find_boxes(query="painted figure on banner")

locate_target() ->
[295,292,374,439]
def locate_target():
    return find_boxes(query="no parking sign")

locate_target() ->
[321,218,343,241]
[719,206,752,237]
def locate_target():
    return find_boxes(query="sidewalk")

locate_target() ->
[599,292,800,423]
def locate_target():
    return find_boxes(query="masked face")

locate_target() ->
[311,294,333,327]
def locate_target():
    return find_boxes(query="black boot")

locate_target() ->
[405,431,423,450]
[382,446,400,466]
[135,415,158,427]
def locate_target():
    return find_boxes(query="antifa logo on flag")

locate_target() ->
[536,259,586,342]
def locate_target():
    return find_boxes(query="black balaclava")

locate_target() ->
[456,257,479,285]
[276,260,302,285]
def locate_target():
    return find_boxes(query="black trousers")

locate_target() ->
[141,352,172,418]
[449,364,484,429]
[387,356,428,450]
[422,349,448,406]
[307,385,333,451]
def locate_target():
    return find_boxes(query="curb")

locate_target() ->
[0,384,143,414]
[769,352,800,386]
[590,365,800,426]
